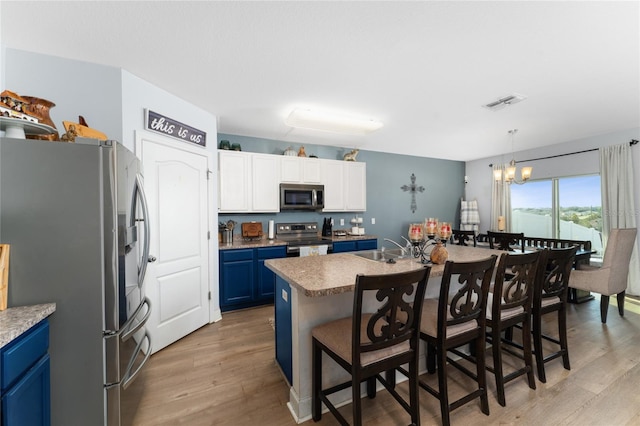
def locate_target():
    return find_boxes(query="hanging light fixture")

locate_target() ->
[494,129,532,184]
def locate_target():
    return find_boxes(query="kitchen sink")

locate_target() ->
[353,248,408,261]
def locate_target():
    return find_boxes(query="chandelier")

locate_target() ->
[493,129,532,185]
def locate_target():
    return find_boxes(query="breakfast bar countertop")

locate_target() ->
[265,245,504,297]
[0,303,56,349]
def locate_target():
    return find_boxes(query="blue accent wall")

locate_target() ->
[218,134,465,245]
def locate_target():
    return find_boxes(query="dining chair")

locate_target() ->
[531,246,577,383]
[484,251,541,406]
[487,231,525,252]
[311,267,430,426]
[569,228,637,323]
[451,229,477,247]
[414,255,497,426]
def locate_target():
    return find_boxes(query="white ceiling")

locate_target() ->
[1,1,638,161]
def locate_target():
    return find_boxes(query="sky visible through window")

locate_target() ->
[511,175,601,208]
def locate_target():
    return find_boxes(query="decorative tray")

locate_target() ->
[0,117,56,138]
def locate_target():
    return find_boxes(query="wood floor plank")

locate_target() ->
[129,295,640,425]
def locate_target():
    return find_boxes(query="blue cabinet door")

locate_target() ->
[1,351,50,426]
[332,241,357,253]
[333,239,377,253]
[357,239,377,250]
[220,249,255,310]
[257,246,286,301]
[274,276,292,384]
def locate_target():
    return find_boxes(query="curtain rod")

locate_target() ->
[489,139,638,167]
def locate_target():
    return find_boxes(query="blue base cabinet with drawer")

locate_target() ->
[1,319,51,426]
[220,246,287,311]
[332,238,377,253]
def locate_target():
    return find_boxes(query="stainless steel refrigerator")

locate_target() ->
[0,137,154,425]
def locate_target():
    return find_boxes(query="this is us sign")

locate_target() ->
[145,109,207,147]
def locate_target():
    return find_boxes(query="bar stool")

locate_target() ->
[451,229,477,247]
[485,251,540,406]
[416,255,497,426]
[532,246,577,383]
[311,267,430,426]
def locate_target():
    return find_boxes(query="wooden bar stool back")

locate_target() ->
[485,251,541,406]
[417,255,497,426]
[532,246,577,383]
[487,231,525,252]
[311,267,431,426]
[451,229,477,247]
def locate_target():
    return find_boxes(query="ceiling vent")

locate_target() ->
[482,93,527,111]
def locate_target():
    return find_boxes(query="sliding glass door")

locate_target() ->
[511,174,603,257]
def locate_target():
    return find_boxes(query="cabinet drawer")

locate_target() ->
[257,246,286,260]
[1,320,49,391]
[332,241,357,253]
[221,248,255,262]
[357,239,378,250]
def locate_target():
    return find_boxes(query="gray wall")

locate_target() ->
[3,48,124,142]
[217,134,466,246]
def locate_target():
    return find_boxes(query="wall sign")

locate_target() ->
[145,109,207,147]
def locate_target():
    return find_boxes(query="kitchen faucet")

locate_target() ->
[383,238,413,256]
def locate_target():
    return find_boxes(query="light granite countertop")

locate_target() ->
[218,234,378,250]
[0,303,56,349]
[265,245,504,297]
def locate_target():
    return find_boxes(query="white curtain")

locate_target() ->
[491,164,511,232]
[600,143,640,295]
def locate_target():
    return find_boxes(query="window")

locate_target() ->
[511,174,603,258]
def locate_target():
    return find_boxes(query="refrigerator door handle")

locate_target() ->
[121,332,152,391]
[135,173,152,284]
[120,298,151,342]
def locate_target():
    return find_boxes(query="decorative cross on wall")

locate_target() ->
[401,173,425,213]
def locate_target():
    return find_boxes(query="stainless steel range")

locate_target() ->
[276,222,333,256]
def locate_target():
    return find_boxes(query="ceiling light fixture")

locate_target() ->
[284,108,383,135]
[482,93,527,111]
[494,129,532,185]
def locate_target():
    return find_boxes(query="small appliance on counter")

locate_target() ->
[241,221,263,240]
[322,217,332,236]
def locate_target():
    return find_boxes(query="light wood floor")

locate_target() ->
[128,295,640,425]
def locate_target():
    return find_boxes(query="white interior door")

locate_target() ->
[136,131,212,354]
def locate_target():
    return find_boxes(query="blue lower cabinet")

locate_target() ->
[332,241,357,253]
[220,249,255,310]
[1,320,51,426]
[219,246,286,311]
[333,238,377,253]
[356,239,378,251]
[274,276,292,384]
[257,247,286,301]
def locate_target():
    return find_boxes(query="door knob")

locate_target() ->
[148,255,157,263]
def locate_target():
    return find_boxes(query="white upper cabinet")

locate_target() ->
[218,150,250,212]
[218,151,281,213]
[345,161,366,211]
[219,151,365,213]
[251,153,280,212]
[281,157,321,183]
[321,160,366,212]
[320,160,345,211]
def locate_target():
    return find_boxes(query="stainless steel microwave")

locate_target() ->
[280,183,324,211]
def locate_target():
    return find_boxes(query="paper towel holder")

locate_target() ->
[268,220,275,240]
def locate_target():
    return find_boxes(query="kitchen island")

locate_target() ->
[265,245,503,423]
